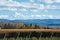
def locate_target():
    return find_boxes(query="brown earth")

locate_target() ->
[0,29,60,33]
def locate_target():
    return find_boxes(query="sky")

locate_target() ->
[0,0,60,20]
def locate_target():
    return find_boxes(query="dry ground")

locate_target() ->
[0,29,60,33]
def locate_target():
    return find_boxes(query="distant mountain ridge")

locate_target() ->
[0,19,60,28]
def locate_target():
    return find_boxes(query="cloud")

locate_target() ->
[0,0,21,7]
[0,0,45,9]
[14,12,29,20]
[0,0,60,19]
[44,0,54,4]
[45,5,60,10]
[0,15,8,19]
[0,0,60,11]
[30,9,38,12]
[19,8,27,11]
[56,0,60,3]
[29,0,34,3]
[29,15,56,19]
[44,0,60,4]
[31,10,38,12]
[41,15,57,19]
[0,14,59,20]
[0,0,7,1]
[52,15,60,19]
[0,0,45,12]
[0,7,17,11]
[48,15,53,19]
[35,15,41,19]
[27,15,41,19]
[14,13,42,19]
[14,12,25,18]
[39,4,45,10]
[9,0,13,2]
[42,15,60,19]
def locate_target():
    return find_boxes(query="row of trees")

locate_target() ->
[0,22,58,29]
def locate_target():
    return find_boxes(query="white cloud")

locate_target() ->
[52,15,60,19]
[29,15,54,19]
[19,8,27,11]
[9,0,13,2]
[0,0,21,7]
[0,0,60,12]
[44,0,60,4]
[21,3,39,9]
[14,12,29,20]
[31,15,34,17]
[0,0,45,12]
[42,15,46,17]
[0,7,17,11]
[0,0,60,19]
[0,14,59,20]
[45,5,60,10]
[41,15,56,19]
[48,15,53,19]
[44,9,48,12]
[28,15,41,19]
[56,0,60,3]
[37,0,43,2]
[41,15,60,19]
[36,15,41,17]
[44,0,54,4]
[30,9,38,12]
[29,0,34,3]
[14,12,25,18]
[53,0,60,3]
[0,0,7,1]
[0,15,8,19]
[6,1,21,7]
[14,13,42,19]
[29,4,45,11]
[39,4,45,10]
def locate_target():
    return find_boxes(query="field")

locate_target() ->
[0,29,60,33]
[0,29,60,40]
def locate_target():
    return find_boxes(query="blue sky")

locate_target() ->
[0,0,60,20]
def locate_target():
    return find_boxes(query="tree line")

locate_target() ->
[0,22,58,29]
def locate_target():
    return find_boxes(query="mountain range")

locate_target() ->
[0,19,60,28]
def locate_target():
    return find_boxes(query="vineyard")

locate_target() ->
[0,29,60,40]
